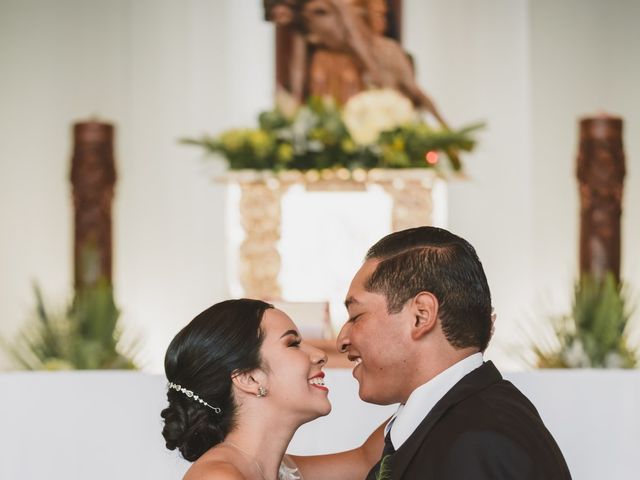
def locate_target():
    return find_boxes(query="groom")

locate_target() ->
[296,226,571,479]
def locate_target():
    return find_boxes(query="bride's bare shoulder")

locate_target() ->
[183,459,246,480]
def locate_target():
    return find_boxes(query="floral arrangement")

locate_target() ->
[532,274,638,369]
[183,89,482,173]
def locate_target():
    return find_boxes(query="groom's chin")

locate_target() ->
[357,384,391,406]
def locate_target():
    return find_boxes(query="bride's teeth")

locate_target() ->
[309,377,325,386]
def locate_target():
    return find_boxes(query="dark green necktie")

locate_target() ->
[366,430,396,480]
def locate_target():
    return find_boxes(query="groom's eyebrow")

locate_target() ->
[280,329,299,339]
[344,296,360,309]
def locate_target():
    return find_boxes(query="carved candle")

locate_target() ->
[576,114,625,281]
[70,120,116,289]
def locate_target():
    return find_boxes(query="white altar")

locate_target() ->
[1,369,638,479]
[221,169,447,331]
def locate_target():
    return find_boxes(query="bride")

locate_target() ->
[161,298,383,480]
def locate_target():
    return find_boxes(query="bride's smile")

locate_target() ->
[308,372,327,391]
[256,309,331,420]
[163,300,333,480]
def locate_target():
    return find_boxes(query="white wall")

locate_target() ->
[1,0,638,371]
[529,0,640,332]
[404,0,640,366]
[2,370,639,479]
[404,0,535,367]
[0,0,274,370]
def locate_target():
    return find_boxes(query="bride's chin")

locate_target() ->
[318,399,332,417]
[302,401,332,422]
[321,403,332,416]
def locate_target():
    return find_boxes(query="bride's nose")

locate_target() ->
[310,345,327,366]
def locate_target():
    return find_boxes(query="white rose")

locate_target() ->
[343,89,417,145]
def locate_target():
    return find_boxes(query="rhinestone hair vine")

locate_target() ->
[168,382,222,414]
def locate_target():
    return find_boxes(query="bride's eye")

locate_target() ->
[288,339,301,348]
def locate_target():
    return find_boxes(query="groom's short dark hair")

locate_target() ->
[365,226,492,351]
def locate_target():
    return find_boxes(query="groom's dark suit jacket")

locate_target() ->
[371,361,571,480]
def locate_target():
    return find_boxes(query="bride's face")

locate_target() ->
[258,308,331,420]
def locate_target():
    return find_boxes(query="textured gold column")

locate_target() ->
[221,169,439,298]
[238,179,289,298]
[381,179,434,231]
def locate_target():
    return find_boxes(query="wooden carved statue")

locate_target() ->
[70,121,116,289]
[264,0,449,128]
[576,115,626,281]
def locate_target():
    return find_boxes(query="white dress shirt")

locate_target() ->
[385,353,484,449]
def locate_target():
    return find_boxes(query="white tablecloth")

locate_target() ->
[1,369,638,479]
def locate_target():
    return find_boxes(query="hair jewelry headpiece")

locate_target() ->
[168,382,221,413]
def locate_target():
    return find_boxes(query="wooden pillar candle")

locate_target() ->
[70,120,116,289]
[576,114,625,281]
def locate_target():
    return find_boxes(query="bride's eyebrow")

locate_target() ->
[280,329,299,339]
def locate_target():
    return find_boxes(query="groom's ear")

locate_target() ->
[231,368,265,396]
[410,292,439,340]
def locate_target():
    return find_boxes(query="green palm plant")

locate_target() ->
[3,282,138,370]
[534,273,637,368]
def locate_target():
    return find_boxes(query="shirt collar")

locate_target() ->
[386,352,484,449]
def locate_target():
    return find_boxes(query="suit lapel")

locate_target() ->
[390,361,502,479]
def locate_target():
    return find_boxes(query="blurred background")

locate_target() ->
[1,0,639,373]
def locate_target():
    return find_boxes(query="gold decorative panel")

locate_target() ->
[218,169,441,299]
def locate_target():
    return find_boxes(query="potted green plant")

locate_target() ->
[2,282,138,370]
[533,273,637,368]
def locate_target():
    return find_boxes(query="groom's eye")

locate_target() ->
[348,313,363,323]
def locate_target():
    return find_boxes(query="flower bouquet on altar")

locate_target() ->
[182,89,483,174]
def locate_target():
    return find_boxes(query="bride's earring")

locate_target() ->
[256,386,268,398]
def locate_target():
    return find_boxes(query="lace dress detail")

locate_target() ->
[279,455,303,480]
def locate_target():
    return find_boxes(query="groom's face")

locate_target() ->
[338,259,414,405]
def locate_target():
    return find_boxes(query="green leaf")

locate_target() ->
[2,282,139,370]
[530,273,638,369]
[376,455,393,480]
[181,97,485,173]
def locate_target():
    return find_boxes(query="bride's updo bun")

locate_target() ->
[161,299,272,461]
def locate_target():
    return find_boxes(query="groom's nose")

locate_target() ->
[336,322,351,353]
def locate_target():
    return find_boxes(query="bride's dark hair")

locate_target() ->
[161,299,272,461]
